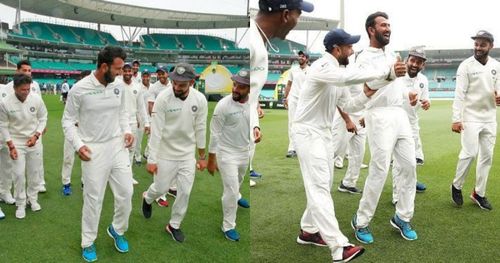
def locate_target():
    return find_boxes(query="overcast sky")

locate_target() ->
[1,0,499,52]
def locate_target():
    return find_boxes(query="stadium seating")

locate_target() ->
[269,39,307,55]
[140,34,242,52]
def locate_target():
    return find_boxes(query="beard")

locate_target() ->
[338,56,349,66]
[104,68,115,84]
[375,31,390,46]
[174,89,188,100]
[232,92,248,102]
[474,49,489,61]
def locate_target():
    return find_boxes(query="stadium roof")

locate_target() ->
[0,0,248,29]
[249,8,338,31]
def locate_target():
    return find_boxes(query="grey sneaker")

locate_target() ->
[166,224,185,243]
[338,182,362,194]
[470,190,492,210]
[451,185,463,206]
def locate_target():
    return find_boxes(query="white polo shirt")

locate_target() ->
[147,80,171,103]
[452,56,500,123]
[209,95,253,158]
[288,65,309,101]
[401,72,430,124]
[123,80,149,127]
[62,72,131,151]
[0,92,47,146]
[148,87,208,163]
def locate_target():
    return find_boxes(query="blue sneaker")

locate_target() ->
[351,215,374,244]
[107,225,129,253]
[82,244,97,262]
[62,183,72,196]
[222,228,240,241]
[416,182,426,193]
[390,215,417,241]
[249,170,262,178]
[238,198,250,208]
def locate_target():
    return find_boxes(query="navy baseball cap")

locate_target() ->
[408,46,427,61]
[298,50,309,59]
[170,63,196,82]
[156,66,168,73]
[123,63,132,69]
[231,68,250,86]
[142,69,150,75]
[471,30,494,43]
[259,0,314,13]
[324,28,361,51]
[132,60,140,65]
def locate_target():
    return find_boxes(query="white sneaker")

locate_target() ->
[0,208,5,219]
[334,158,344,169]
[30,201,42,212]
[360,163,368,169]
[0,193,16,205]
[132,178,139,185]
[250,180,256,187]
[39,185,47,193]
[16,206,26,219]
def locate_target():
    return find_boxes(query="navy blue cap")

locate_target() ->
[142,69,150,75]
[132,60,140,65]
[156,66,168,73]
[123,63,132,69]
[298,50,309,59]
[231,68,250,86]
[259,0,314,13]
[324,28,361,51]
[471,30,494,42]
[170,63,196,81]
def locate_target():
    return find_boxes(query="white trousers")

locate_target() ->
[81,137,133,247]
[37,138,46,189]
[287,97,298,152]
[134,122,145,162]
[452,122,497,196]
[10,143,43,207]
[356,107,416,226]
[218,152,248,231]
[331,113,349,160]
[0,147,13,195]
[410,121,424,160]
[293,124,349,260]
[61,138,76,185]
[128,124,138,166]
[144,158,196,229]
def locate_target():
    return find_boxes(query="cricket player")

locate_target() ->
[0,73,47,219]
[207,69,260,241]
[134,69,151,164]
[132,60,142,84]
[0,84,16,205]
[451,30,500,210]
[294,27,403,262]
[141,63,208,243]
[122,63,149,185]
[62,46,134,262]
[392,46,431,204]
[352,12,419,244]
[284,50,309,158]
[249,0,313,186]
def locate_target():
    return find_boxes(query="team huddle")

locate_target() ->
[0,46,256,262]
[252,1,500,262]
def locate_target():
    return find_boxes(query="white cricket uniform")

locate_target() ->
[392,72,429,202]
[147,80,171,104]
[0,84,12,198]
[287,65,308,152]
[248,19,268,171]
[4,80,45,190]
[61,136,76,185]
[292,52,390,261]
[61,82,70,94]
[134,83,150,162]
[0,92,47,208]
[144,87,207,229]
[452,56,500,196]
[209,95,257,231]
[123,80,149,165]
[333,84,367,188]
[354,47,417,228]
[62,73,133,248]
[133,72,142,84]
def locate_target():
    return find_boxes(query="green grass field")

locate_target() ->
[251,100,500,262]
[0,96,250,262]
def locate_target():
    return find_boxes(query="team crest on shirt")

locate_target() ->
[492,69,497,75]
[133,90,138,94]
[191,105,198,112]
[1,93,5,98]
[114,88,120,95]
[32,87,36,91]
[30,106,35,112]
[419,83,424,88]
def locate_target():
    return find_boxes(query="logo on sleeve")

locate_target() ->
[114,88,120,95]
[30,106,35,112]
[191,105,198,112]
[419,83,424,88]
